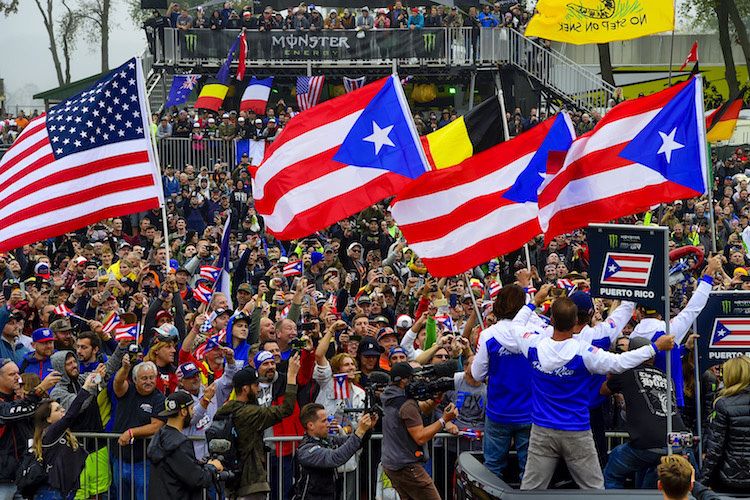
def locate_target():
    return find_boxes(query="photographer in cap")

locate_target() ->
[380,361,458,500]
[291,403,377,500]
[147,391,223,500]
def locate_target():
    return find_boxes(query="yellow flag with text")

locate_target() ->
[525,0,674,44]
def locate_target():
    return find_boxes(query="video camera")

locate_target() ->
[405,360,458,401]
[204,439,237,483]
[344,370,390,419]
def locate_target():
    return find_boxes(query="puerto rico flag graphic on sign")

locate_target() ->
[710,318,750,348]
[600,253,654,287]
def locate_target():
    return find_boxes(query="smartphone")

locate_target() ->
[84,280,99,289]
[291,277,300,290]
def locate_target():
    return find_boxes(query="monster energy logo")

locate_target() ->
[721,300,732,314]
[185,34,197,52]
[609,234,618,248]
[423,33,436,52]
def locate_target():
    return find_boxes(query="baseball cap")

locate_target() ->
[50,317,73,332]
[396,315,414,330]
[120,277,136,288]
[373,315,390,325]
[155,310,173,322]
[8,308,25,321]
[377,327,397,341]
[357,336,383,356]
[569,291,594,315]
[35,263,51,279]
[158,391,194,417]
[389,346,407,359]
[324,244,335,253]
[357,295,371,304]
[119,241,132,249]
[628,336,652,352]
[411,7,418,12]
[237,283,253,293]
[213,308,230,318]
[390,362,414,383]
[310,251,324,265]
[255,118,263,124]
[75,256,88,266]
[32,328,55,343]
[347,242,363,251]
[233,367,268,389]
[253,350,274,368]
[153,322,179,340]
[176,362,201,380]
[222,113,229,119]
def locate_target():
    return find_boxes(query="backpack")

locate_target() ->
[15,451,45,499]
[204,409,241,490]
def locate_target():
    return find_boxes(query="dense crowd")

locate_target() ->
[1,83,750,500]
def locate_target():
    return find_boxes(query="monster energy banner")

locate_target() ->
[587,224,668,316]
[696,292,750,372]
[178,28,445,61]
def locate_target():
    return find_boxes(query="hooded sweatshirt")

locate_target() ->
[19,349,55,379]
[147,425,218,500]
[49,351,103,433]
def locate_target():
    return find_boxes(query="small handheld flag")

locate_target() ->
[333,373,351,399]
[54,304,73,316]
[200,265,221,283]
[102,311,121,334]
[115,324,138,342]
[283,260,303,277]
[194,283,214,305]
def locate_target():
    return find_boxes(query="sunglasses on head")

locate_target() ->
[155,333,174,343]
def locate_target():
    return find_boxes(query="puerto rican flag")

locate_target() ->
[194,335,221,360]
[54,304,73,316]
[600,253,654,287]
[711,318,750,348]
[194,282,214,305]
[115,323,138,342]
[333,373,350,399]
[489,281,502,299]
[556,278,577,294]
[283,260,303,277]
[200,265,221,282]
[102,311,120,333]
[538,78,707,239]
[434,315,455,332]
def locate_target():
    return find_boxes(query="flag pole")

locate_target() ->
[138,56,172,271]
[463,273,485,331]
[667,0,677,86]
[697,75,718,253]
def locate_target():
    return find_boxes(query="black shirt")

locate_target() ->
[111,382,166,462]
[607,364,686,449]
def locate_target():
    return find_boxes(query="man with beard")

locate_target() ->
[147,391,223,500]
[216,353,300,499]
[50,317,76,352]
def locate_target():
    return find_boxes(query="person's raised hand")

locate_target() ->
[442,402,459,422]
[39,371,62,392]
[287,352,301,380]
[203,382,217,402]
[655,334,676,351]
[704,254,723,277]
[533,284,553,306]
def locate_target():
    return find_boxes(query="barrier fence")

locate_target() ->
[64,431,632,500]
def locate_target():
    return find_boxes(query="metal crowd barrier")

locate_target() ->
[155,137,238,170]
[67,430,632,500]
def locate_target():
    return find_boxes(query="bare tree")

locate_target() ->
[76,0,112,72]
[34,0,67,87]
[60,0,82,84]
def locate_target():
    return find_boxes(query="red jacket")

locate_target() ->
[270,349,315,456]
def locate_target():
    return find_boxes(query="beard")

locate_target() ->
[182,413,192,428]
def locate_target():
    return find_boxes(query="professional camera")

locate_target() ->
[344,370,390,419]
[290,338,308,349]
[405,360,458,401]
[205,439,237,482]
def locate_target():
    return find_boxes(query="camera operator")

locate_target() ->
[147,391,224,500]
[380,361,459,500]
[291,403,378,500]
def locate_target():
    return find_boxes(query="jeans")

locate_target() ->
[603,443,663,489]
[33,486,75,500]
[111,458,148,500]
[0,484,21,500]
[482,416,531,481]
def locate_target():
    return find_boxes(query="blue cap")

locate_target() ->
[389,346,407,358]
[32,328,55,343]
[569,291,594,315]
[176,362,200,380]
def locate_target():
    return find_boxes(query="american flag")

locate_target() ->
[343,76,366,93]
[54,304,73,316]
[0,58,162,253]
[600,253,654,287]
[102,311,120,333]
[283,260,303,277]
[711,318,750,348]
[296,76,325,111]
[200,265,221,282]
[194,282,214,304]
[333,373,350,399]
[199,315,213,333]
[115,323,138,342]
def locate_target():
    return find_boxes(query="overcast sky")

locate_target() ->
[0,0,144,112]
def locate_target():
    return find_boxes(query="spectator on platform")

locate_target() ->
[324,10,342,29]
[408,8,424,28]
[176,8,193,30]
[209,10,224,29]
[478,5,499,27]
[341,8,356,29]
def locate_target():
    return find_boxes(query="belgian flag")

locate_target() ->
[706,89,745,143]
[194,79,229,112]
[421,96,505,170]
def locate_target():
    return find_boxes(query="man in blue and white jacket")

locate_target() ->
[629,254,722,408]
[508,286,676,490]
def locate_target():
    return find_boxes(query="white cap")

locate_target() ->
[255,118,262,124]
[222,113,229,118]
[208,117,215,123]
[238,117,245,122]
[396,315,414,330]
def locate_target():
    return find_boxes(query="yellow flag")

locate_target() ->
[525,0,674,44]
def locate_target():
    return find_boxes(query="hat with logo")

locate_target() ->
[357,294,371,304]
[176,362,201,380]
[253,350,275,368]
[158,391,194,416]
[50,317,73,332]
[396,314,414,330]
[377,327,397,342]
[32,328,55,343]
[9,308,25,321]
[35,263,51,279]
[569,291,594,315]
[357,336,383,356]
[237,282,253,293]
[373,315,390,325]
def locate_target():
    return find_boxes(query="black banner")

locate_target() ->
[177,28,446,61]
[696,292,750,372]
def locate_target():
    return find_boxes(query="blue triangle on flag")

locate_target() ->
[618,79,706,195]
[333,77,427,180]
[713,320,731,342]
[503,113,575,204]
[602,256,621,280]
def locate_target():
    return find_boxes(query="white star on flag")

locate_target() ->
[657,127,684,164]
[363,121,395,155]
